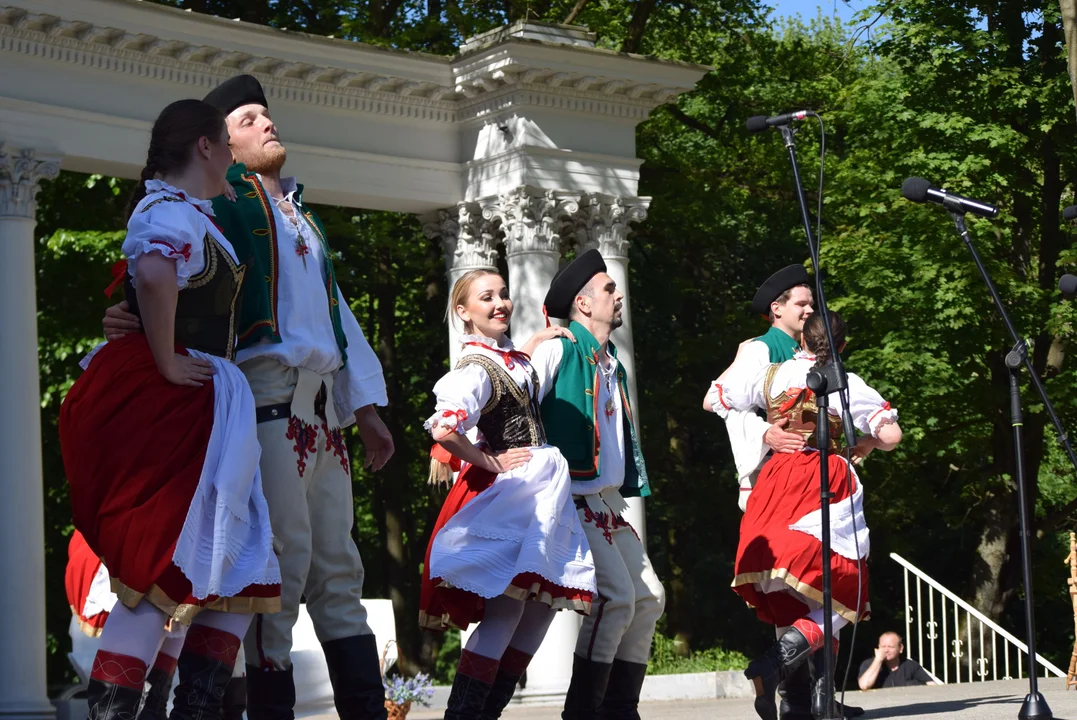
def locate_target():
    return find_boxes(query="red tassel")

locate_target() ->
[103,259,127,299]
[542,304,551,329]
[430,443,461,472]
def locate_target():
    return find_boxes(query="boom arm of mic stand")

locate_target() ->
[948,211,1077,475]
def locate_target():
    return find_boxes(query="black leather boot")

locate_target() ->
[86,678,143,720]
[321,634,388,720]
[479,668,522,720]
[138,666,176,720]
[597,659,648,720]
[744,627,813,720]
[810,651,864,719]
[561,655,614,720]
[168,650,234,720]
[444,671,494,720]
[778,660,813,720]
[221,677,247,720]
[245,666,296,720]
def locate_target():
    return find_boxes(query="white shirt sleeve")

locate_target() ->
[845,373,898,437]
[529,338,565,402]
[122,200,206,289]
[707,341,774,485]
[424,363,492,436]
[331,287,388,427]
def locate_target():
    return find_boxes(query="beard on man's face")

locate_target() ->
[233,142,286,175]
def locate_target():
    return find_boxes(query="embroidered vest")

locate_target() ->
[762,364,843,452]
[124,215,246,361]
[539,321,650,498]
[457,354,545,453]
[210,164,348,364]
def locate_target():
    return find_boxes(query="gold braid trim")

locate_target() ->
[110,576,281,625]
[731,567,870,624]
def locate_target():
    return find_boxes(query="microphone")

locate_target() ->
[901,177,999,219]
[746,110,813,133]
[1061,274,1077,299]
[1063,205,1077,222]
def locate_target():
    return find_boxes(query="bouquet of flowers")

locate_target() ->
[382,672,435,720]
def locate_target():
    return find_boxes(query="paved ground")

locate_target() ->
[405,677,1077,719]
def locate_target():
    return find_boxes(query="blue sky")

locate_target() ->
[767,0,868,24]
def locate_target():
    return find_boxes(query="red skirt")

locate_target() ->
[66,530,109,637]
[732,451,869,627]
[60,335,279,622]
[419,463,593,632]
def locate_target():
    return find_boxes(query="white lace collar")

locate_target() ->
[460,333,516,352]
[144,179,215,216]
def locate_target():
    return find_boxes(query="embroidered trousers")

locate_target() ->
[574,489,665,665]
[240,357,373,670]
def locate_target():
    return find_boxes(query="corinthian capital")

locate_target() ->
[0,146,61,218]
[482,186,580,256]
[576,194,650,259]
[422,201,500,271]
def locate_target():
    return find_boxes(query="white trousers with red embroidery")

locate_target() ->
[240,357,373,671]
[574,489,666,665]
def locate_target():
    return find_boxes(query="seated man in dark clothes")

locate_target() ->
[858,632,937,689]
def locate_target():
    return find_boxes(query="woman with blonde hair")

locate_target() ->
[418,269,596,719]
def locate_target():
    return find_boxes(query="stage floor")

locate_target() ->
[404,676,1076,719]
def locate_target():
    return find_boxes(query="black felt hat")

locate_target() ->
[750,264,811,315]
[203,74,268,117]
[543,249,608,319]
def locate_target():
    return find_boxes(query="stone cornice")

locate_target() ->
[0,2,708,125]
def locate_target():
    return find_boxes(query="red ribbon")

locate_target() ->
[429,443,462,472]
[463,342,530,370]
[103,259,127,299]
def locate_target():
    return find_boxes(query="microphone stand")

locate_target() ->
[946,204,1053,720]
[778,123,859,720]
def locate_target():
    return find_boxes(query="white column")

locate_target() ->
[422,202,500,367]
[578,195,651,545]
[484,187,578,343]
[483,186,581,701]
[0,145,60,720]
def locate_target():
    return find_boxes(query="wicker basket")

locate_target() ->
[384,700,411,720]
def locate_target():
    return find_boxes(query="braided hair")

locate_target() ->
[801,311,847,370]
[125,99,225,219]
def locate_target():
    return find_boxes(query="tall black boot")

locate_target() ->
[597,659,648,720]
[744,627,813,720]
[444,671,494,720]
[245,666,296,720]
[778,660,813,720]
[168,650,234,720]
[86,678,144,720]
[138,666,176,720]
[321,634,388,720]
[478,668,521,720]
[561,655,613,720]
[810,651,864,719]
[221,677,246,720]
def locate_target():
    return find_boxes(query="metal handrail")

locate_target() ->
[890,552,1065,682]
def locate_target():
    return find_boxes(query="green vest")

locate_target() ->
[756,325,800,362]
[211,164,348,364]
[539,321,650,498]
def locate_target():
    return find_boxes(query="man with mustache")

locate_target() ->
[528,249,665,720]
[103,75,393,720]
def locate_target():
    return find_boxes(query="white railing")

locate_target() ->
[891,552,1065,684]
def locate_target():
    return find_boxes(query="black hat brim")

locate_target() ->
[750,264,811,315]
[203,74,268,118]
[543,249,607,319]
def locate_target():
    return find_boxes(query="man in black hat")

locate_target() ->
[103,75,393,720]
[528,249,665,720]
[704,264,864,720]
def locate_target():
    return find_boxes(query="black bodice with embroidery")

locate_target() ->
[457,353,546,453]
[124,200,246,361]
